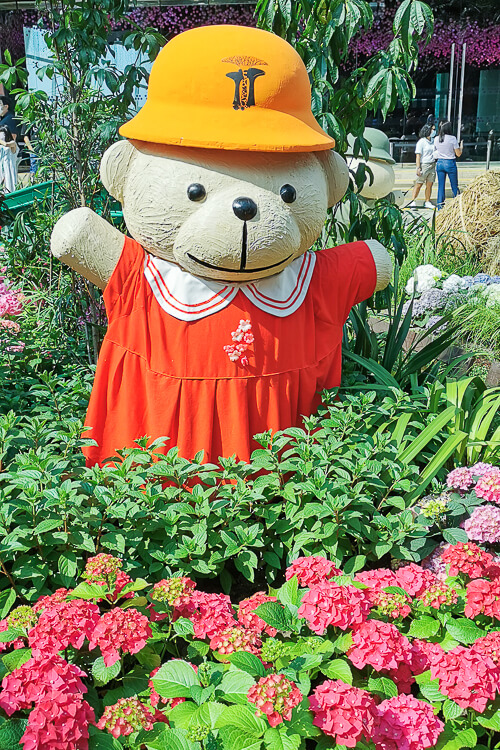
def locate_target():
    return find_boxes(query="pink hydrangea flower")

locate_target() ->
[374,591,411,620]
[247,674,302,727]
[174,591,236,639]
[471,632,500,665]
[446,467,473,491]
[430,644,500,712]
[465,577,500,620]
[470,462,494,477]
[20,693,95,750]
[410,639,444,676]
[28,599,100,657]
[372,694,444,750]
[441,542,493,579]
[0,656,87,715]
[209,626,261,658]
[285,556,341,587]
[32,589,71,613]
[89,608,152,666]
[238,592,278,636]
[354,569,397,604]
[475,468,500,504]
[464,504,500,543]
[97,697,158,738]
[298,582,370,634]
[82,554,133,601]
[0,291,23,316]
[417,582,457,609]
[151,577,196,608]
[309,680,376,747]
[347,620,412,672]
[394,564,437,597]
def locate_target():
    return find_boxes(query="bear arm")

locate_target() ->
[365,239,393,292]
[50,208,125,290]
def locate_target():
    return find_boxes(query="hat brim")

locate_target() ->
[119,101,335,152]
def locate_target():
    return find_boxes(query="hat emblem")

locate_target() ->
[222,56,267,110]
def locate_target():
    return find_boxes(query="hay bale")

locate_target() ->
[435,171,500,260]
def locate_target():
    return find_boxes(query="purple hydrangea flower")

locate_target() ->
[464,504,500,544]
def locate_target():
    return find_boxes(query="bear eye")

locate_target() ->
[280,184,296,203]
[187,183,206,202]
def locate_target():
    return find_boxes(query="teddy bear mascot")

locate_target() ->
[50,25,392,466]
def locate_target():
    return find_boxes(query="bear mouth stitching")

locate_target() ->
[186,253,293,274]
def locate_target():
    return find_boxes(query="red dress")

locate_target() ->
[83,237,377,465]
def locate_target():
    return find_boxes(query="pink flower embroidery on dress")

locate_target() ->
[224,319,254,366]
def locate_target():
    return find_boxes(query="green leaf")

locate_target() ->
[69,582,105,600]
[408,616,440,639]
[191,702,227,729]
[2,648,31,672]
[0,719,28,750]
[227,652,266,678]
[442,528,469,544]
[169,702,198,729]
[138,726,199,750]
[153,660,200,699]
[436,727,477,750]
[88,728,123,750]
[214,705,267,736]
[332,632,353,653]
[0,627,24,644]
[173,618,195,637]
[92,656,121,685]
[0,589,16,619]
[58,551,78,585]
[264,728,300,750]
[217,727,262,750]
[254,602,293,633]
[218,669,256,704]
[276,577,299,608]
[321,659,352,684]
[419,678,446,703]
[367,676,398,699]
[443,699,463,721]
[477,709,500,731]
[445,618,485,645]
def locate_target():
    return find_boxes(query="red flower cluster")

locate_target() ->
[371,694,444,750]
[97,697,158,738]
[28,599,100,657]
[394,564,437,597]
[309,680,376,747]
[410,640,444,676]
[298,582,370,634]
[285,556,341,587]
[32,589,71,613]
[0,656,87,715]
[151,577,196,608]
[82,554,133,601]
[465,578,500,620]
[247,674,302,727]
[89,607,151,667]
[418,583,457,609]
[21,692,95,750]
[175,591,236,639]
[430,645,500,711]
[374,591,411,620]
[238,592,278,636]
[472,632,500,664]
[355,569,396,601]
[441,542,493,579]
[0,656,94,750]
[348,620,412,672]
[209,626,261,658]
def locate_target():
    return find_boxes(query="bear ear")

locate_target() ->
[100,139,136,202]
[315,150,349,208]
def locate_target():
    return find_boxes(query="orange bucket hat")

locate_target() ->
[119,25,335,153]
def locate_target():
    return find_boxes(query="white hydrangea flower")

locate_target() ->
[442,274,469,294]
[483,283,500,307]
[405,265,443,296]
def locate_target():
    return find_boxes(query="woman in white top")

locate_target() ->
[434,120,463,210]
[407,124,436,209]
[0,125,19,194]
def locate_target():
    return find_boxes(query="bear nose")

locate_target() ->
[232,197,257,221]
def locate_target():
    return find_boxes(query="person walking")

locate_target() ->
[0,126,20,193]
[434,120,463,210]
[407,124,436,208]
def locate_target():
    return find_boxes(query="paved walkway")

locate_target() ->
[395,161,500,209]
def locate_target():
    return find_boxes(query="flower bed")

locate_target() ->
[1,547,500,748]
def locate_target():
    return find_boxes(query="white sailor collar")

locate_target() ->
[144,251,316,322]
